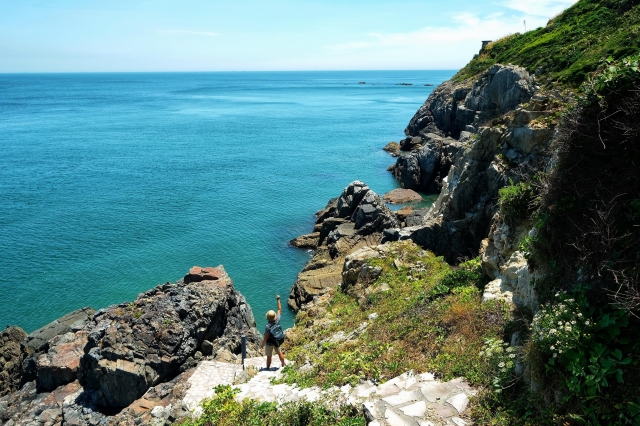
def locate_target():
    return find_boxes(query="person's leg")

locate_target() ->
[276,346,286,367]
[265,344,273,368]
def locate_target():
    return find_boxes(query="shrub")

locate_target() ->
[182,384,365,426]
[498,180,537,224]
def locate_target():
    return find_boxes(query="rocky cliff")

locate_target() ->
[385,64,566,276]
[288,181,400,312]
[0,265,261,425]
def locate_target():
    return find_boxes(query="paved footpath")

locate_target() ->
[182,356,475,425]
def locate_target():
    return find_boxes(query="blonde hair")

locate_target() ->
[266,310,276,321]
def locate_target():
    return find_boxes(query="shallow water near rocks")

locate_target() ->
[0,70,454,332]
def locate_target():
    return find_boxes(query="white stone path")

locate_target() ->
[183,356,476,425]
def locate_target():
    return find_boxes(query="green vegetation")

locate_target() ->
[498,179,538,224]
[179,385,364,426]
[453,0,640,86]
[470,56,640,425]
[280,242,506,390]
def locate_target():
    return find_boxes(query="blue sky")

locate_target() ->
[0,0,578,72]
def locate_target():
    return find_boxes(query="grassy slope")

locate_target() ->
[280,242,507,390]
[454,0,640,86]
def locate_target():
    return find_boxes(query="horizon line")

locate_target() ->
[0,68,459,75]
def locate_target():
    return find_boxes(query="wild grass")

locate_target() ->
[279,241,507,389]
[453,0,640,87]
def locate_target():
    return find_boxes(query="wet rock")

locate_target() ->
[290,232,320,249]
[0,326,27,397]
[383,141,400,156]
[383,189,422,204]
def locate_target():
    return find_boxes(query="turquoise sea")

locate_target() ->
[0,71,454,333]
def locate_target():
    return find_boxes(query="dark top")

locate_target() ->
[264,314,281,341]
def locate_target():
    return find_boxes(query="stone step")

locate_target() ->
[183,362,475,425]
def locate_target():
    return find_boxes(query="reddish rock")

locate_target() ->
[36,331,88,392]
[184,266,224,284]
[394,206,415,221]
[383,188,423,204]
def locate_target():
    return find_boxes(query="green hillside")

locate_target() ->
[454,0,640,86]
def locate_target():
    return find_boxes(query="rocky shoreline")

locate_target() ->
[1,62,563,426]
[0,266,261,425]
[288,63,563,325]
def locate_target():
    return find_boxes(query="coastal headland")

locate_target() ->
[2,1,640,423]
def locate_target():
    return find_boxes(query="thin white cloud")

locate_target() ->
[156,30,219,37]
[325,12,528,52]
[501,0,578,18]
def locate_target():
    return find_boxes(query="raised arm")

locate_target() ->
[276,294,282,315]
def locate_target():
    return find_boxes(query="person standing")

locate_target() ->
[260,294,286,369]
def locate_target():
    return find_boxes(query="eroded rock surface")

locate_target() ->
[79,265,261,409]
[288,181,399,311]
[0,266,262,424]
[383,66,564,265]
[0,327,27,397]
[383,188,422,204]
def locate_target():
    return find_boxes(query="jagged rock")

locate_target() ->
[393,206,415,225]
[336,180,370,218]
[0,369,195,426]
[383,189,422,204]
[78,265,261,409]
[353,191,400,234]
[394,153,421,189]
[405,209,429,227]
[0,327,27,397]
[405,64,536,140]
[290,232,320,249]
[342,246,387,288]
[36,331,88,392]
[399,136,422,151]
[288,233,383,311]
[315,197,338,224]
[318,217,348,246]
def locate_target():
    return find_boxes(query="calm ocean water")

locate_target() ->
[0,71,454,333]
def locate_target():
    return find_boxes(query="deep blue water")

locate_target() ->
[0,71,454,333]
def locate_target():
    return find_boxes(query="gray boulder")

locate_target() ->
[336,180,370,218]
[353,191,400,234]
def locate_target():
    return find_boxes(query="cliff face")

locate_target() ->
[386,65,565,273]
[0,266,261,424]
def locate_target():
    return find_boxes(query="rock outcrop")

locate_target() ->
[0,266,262,424]
[405,64,537,139]
[0,327,27,397]
[21,307,95,385]
[79,265,260,409]
[382,188,422,204]
[383,65,564,266]
[288,181,399,311]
